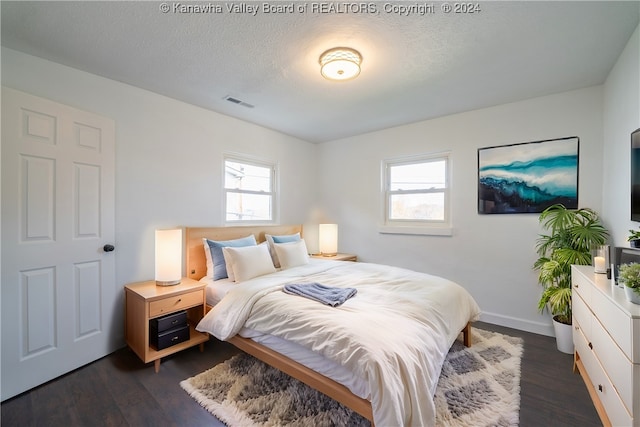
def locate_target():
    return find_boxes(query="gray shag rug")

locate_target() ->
[181,328,523,427]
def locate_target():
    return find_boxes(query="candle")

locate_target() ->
[594,256,606,273]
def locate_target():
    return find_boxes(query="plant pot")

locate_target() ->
[552,316,574,354]
[631,239,640,249]
[624,286,640,305]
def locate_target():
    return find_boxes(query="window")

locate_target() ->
[381,152,451,235]
[224,155,276,223]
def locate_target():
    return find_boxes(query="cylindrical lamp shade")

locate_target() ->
[319,224,338,256]
[155,228,182,286]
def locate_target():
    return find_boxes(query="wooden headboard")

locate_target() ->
[185,225,303,281]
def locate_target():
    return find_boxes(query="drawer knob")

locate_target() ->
[574,284,579,288]
[588,342,593,350]
[598,384,603,393]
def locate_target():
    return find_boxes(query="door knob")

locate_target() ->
[103,244,115,252]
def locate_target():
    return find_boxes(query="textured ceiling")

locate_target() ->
[2,1,639,143]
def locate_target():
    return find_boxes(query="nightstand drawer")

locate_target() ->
[149,289,203,318]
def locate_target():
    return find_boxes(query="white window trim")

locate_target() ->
[223,153,279,225]
[379,151,452,236]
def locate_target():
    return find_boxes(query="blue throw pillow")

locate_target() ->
[206,235,257,280]
[272,233,300,244]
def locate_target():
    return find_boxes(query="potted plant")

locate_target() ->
[628,229,640,248]
[533,204,609,353]
[619,263,640,304]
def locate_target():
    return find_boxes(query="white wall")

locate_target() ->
[602,24,640,246]
[1,47,319,344]
[319,86,605,336]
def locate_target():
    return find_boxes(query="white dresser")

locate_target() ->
[572,265,640,427]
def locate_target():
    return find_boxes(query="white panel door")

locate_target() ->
[1,87,116,400]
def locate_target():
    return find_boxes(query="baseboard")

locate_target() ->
[479,311,555,337]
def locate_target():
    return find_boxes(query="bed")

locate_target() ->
[186,225,481,427]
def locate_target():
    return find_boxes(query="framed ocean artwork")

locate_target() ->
[478,136,579,214]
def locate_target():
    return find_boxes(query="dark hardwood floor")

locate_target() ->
[480,322,601,427]
[1,321,601,427]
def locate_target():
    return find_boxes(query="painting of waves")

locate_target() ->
[478,137,579,214]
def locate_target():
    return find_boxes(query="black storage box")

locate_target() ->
[150,310,187,332]
[150,324,190,350]
[150,310,189,350]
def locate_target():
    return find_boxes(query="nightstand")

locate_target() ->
[125,277,209,372]
[310,253,357,262]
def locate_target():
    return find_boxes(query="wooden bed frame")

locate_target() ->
[185,225,472,424]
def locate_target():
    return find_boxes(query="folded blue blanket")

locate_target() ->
[283,282,357,307]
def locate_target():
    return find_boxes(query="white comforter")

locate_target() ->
[197,260,481,427]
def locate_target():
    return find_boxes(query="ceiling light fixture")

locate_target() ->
[319,47,362,81]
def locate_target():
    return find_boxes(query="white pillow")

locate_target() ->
[273,239,309,270]
[222,244,276,282]
[266,232,301,268]
[223,242,269,282]
[223,248,236,282]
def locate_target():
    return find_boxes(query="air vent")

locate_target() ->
[223,96,254,109]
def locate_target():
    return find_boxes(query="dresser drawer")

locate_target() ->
[573,291,592,340]
[591,312,634,413]
[590,288,634,360]
[576,338,632,427]
[573,270,593,306]
[149,289,203,318]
